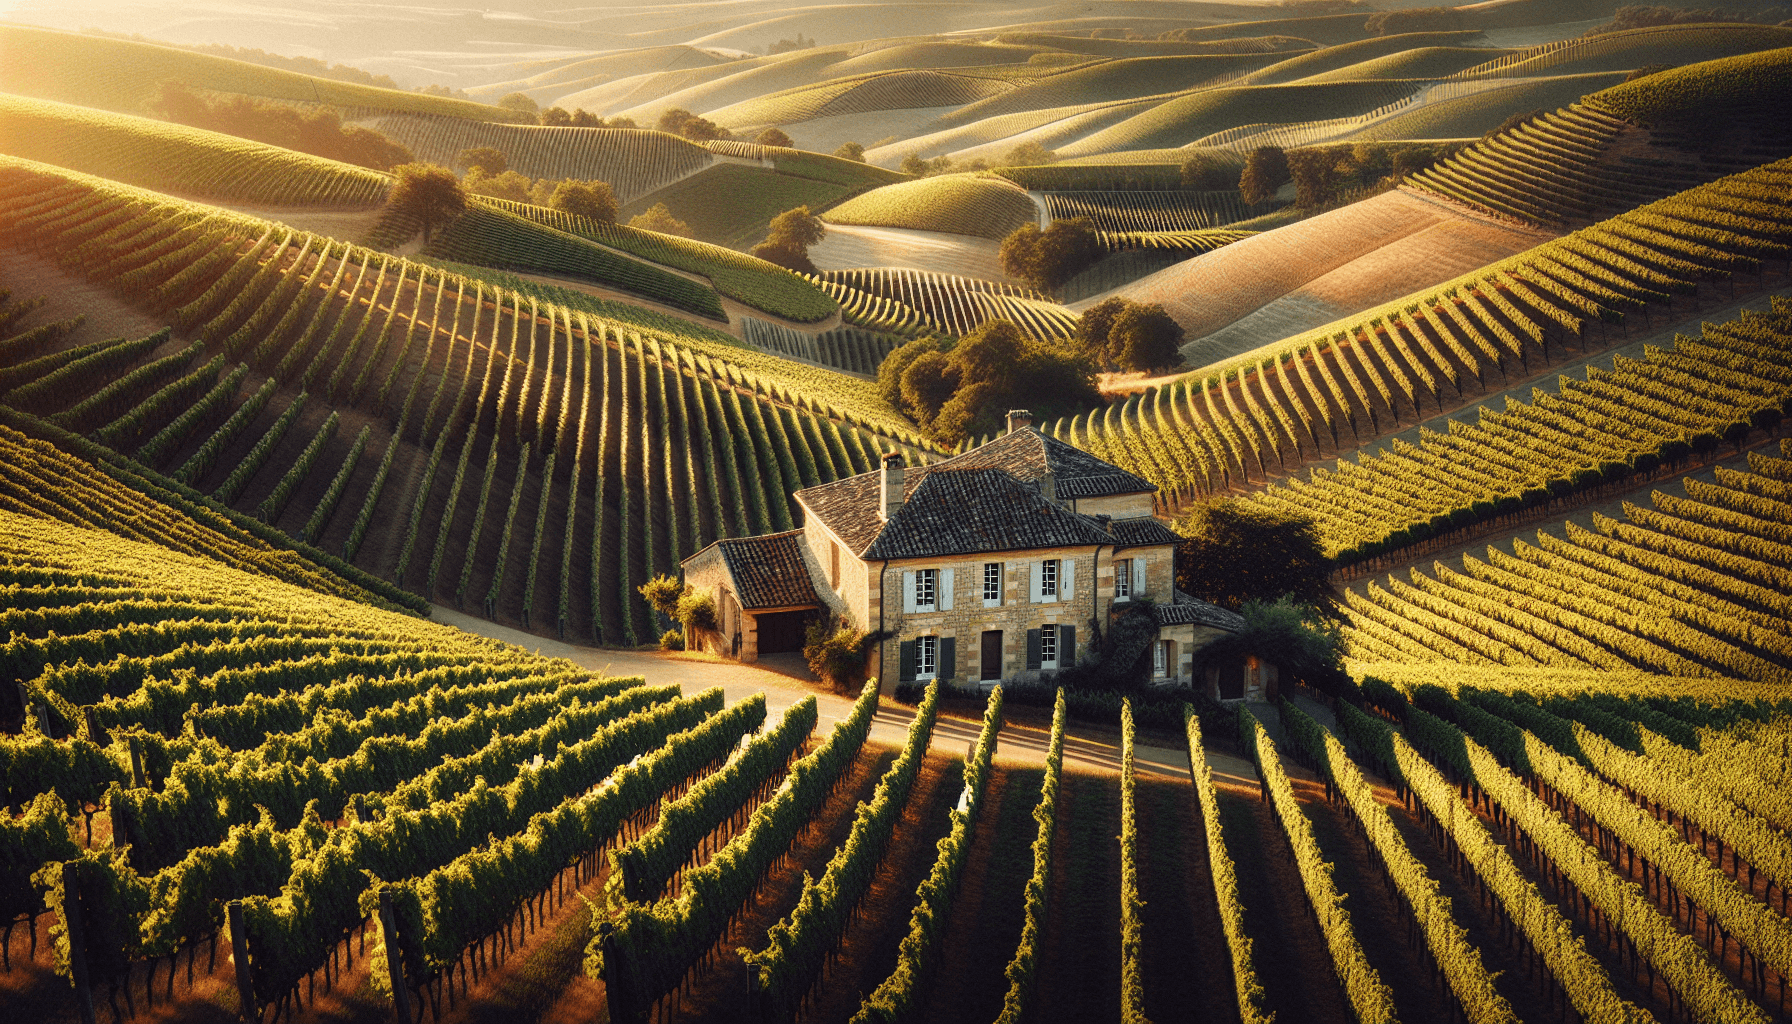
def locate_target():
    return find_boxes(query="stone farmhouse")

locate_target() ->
[682,411,1270,699]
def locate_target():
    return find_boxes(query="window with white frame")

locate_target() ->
[917,635,938,678]
[1041,558,1058,599]
[1153,639,1168,678]
[1040,624,1058,669]
[915,568,937,612]
[983,562,1001,605]
[1115,557,1132,601]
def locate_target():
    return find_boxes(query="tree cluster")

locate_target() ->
[1286,141,1464,207]
[998,217,1104,294]
[755,127,795,148]
[766,32,817,54]
[1073,298,1185,374]
[388,164,467,242]
[834,142,867,162]
[496,92,641,128]
[878,319,1100,446]
[639,574,719,647]
[1178,152,1239,191]
[629,202,693,237]
[454,147,618,221]
[1172,499,1333,612]
[803,616,890,693]
[1238,145,1291,204]
[657,108,730,142]
[152,81,413,170]
[749,206,826,273]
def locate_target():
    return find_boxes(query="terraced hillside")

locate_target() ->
[0,155,932,647]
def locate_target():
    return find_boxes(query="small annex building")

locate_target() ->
[682,410,1254,695]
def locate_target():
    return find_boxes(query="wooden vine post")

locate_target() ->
[61,862,97,1024]
[378,889,413,1024]
[228,900,257,1022]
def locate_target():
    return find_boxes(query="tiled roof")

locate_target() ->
[796,426,1155,557]
[863,468,1114,560]
[942,427,1156,498]
[1154,590,1246,631]
[714,530,820,610]
[1108,516,1181,550]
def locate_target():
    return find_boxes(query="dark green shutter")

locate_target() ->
[1060,625,1076,669]
[899,640,917,682]
[940,637,955,681]
[1026,629,1042,670]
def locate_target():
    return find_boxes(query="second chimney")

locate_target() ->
[1006,409,1032,434]
[879,452,905,521]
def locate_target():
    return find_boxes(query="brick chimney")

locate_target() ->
[879,452,905,521]
[1006,409,1032,434]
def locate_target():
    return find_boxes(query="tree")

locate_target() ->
[884,320,1099,445]
[834,141,866,162]
[464,168,533,203]
[1173,499,1332,611]
[388,163,466,242]
[639,574,684,621]
[1073,296,1129,369]
[1238,146,1290,205]
[456,146,507,175]
[900,153,928,176]
[755,126,795,148]
[879,335,943,409]
[1109,302,1184,373]
[899,351,958,423]
[750,205,826,273]
[1192,598,1345,692]
[541,106,572,126]
[1287,147,1345,207]
[803,616,888,693]
[630,202,692,237]
[998,217,1103,294]
[570,108,603,127]
[1002,141,1058,166]
[498,92,539,117]
[658,108,727,141]
[1179,152,1235,190]
[607,115,639,129]
[550,179,618,223]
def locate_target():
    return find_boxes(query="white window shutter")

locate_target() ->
[1062,558,1075,601]
[1029,561,1042,603]
[940,568,954,611]
[902,571,916,614]
[1133,558,1145,598]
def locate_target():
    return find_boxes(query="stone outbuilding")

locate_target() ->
[681,410,1243,690]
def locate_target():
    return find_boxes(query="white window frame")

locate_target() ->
[915,568,937,612]
[1041,558,1059,600]
[917,635,938,679]
[1040,623,1058,669]
[1115,557,1132,601]
[1153,639,1168,678]
[982,562,1002,607]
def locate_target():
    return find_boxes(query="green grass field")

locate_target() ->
[822,173,1038,239]
[621,163,855,247]
[1060,78,1430,156]
[1241,30,1489,85]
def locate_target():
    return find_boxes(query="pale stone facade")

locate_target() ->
[681,412,1244,685]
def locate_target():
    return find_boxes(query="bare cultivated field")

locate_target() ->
[1092,188,1554,367]
[808,222,1016,282]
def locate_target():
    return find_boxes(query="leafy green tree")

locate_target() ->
[1287,147,1342,207]
[1109,302,1184,373]
[1179,152,1235,190]
[607,115,639,129]
[756,126,795,148]
[542,107,572,126]
[1238,145,1289,205]
[750,205,826,273]
[388,163,466,242]
[456,146,507,175]
[998,217,1103,294]
[900,152,928,176]
[1173,499,1333,611]
[887,320,1100,445]
[551,179,618,223]
[1073,296,1129,369]
[498,92,539,117]
[658,108,727,141]
[878,335,944,409]
[629,202,692,237]
[1193,598,1345,691]
[834,141,866,162]
[1002,141,1058,166]
[571,108,603,127]
[464,168,533,203]
[899,351,958,423]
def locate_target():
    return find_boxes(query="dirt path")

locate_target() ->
[1136,773,1237,1024]
[1212,782,1354,1024]
[1032,768,1122,1024]
[802,752,966,1024]
[917,762,1043,1024]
